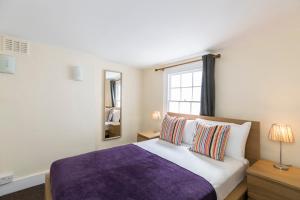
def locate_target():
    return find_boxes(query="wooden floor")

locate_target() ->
[0,184,44,200]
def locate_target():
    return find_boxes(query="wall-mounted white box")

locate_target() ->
[72,66,83,81]
[0,54,16,74]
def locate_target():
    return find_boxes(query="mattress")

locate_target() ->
[135,138,248,200]
[104,121,120,126]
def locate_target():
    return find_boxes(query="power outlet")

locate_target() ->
[0,172,14,185]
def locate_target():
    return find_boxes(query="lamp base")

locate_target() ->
[273,163,289,171]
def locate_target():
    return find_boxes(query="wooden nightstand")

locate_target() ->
[137,131,160,142]
[247,160,300,200]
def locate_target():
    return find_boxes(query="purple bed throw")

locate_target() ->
[50,144,217,200]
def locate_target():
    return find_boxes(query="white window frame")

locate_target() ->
[115,80,121,108]
[163,61,203,115]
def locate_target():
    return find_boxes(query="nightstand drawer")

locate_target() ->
[247,175,300,200]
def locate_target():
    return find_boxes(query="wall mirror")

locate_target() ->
[104,70,122,140]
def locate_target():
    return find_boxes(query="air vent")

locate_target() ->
[0,36,30,55]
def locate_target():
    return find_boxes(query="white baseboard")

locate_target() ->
[0,170,48,197]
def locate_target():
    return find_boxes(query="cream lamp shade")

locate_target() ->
[268,123,295,170]
[268,124,295,143]
[152,111,161,120]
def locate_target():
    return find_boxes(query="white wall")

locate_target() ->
[141,11,300,167]
[141,69,164,131]
[0,42,142,178]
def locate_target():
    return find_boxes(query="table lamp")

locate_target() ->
[152,111,161,132]
[268,124,295,170]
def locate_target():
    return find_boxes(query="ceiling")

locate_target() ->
[0,0,299,67]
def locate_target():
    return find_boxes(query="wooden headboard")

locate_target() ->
[168,112,260,165]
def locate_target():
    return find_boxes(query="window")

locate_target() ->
[166,68,202,115]
[115,80,121,108]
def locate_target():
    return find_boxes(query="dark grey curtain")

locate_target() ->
[110,80,116,107]
[200,54,215,116]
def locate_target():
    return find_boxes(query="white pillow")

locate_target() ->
[195,118,251,161]
[105,108,111,122]
[182,120,197,145]
[112,109,121,122]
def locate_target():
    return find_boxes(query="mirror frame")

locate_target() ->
[103,70,122,141]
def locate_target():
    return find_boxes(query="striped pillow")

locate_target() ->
[190,124,231,161]
[160,115,186,145]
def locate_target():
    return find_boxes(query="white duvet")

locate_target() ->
[135,139,248,200]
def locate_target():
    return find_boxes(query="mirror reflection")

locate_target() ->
[104,71,121,140]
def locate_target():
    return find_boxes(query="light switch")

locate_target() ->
[0,54,16,74]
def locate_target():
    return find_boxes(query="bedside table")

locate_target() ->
[247,160,300,200]
[137,131,160,142]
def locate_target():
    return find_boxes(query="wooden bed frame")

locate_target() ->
[45,112,260,200]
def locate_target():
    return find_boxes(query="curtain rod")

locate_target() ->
[154,54,221,72]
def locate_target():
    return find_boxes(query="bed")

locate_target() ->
[45,112,260,200]
[104,121,120,138]
[104,107,121,138]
